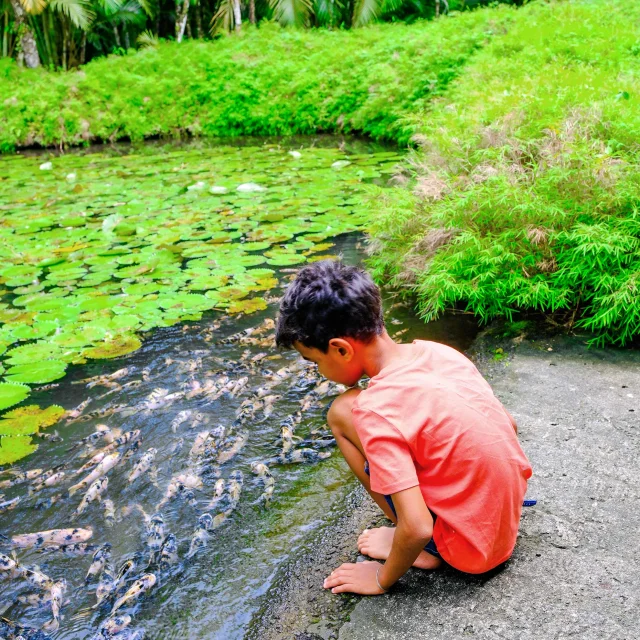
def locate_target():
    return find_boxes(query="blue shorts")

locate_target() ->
[364,461,441,559]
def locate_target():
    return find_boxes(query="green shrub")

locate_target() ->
[367,0,640,346]
[0,14,512,152]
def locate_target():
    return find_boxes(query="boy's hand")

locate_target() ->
[323,560,385,595]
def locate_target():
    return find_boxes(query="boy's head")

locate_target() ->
[275,260,385,386]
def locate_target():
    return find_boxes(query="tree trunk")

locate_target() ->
[232,0,241,31]
[124,27,130,49]
[196,4,203,38]
[112,24,121,48]
[435,0,440,17]
[80,31,86,64]
[185,17,192,39]
[249,0,255,25]
[62,17,67,70]
[175,0,189,42]
[3,12,8,58]
[10,0,40,67]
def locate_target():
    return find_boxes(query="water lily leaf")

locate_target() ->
[5,360,68,384]
[0,435,38,466]
[5,342,63,366]
[0,415,41,436]
[3,404,65,428]
[266,253,307,266]
[0,382,30,411]
[227,297,268,314]
[84,335,142,359]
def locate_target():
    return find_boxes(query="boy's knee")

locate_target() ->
[327,388,361,437]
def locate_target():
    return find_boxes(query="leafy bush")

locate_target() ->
[367,0,640,346]
[0,13,512,152]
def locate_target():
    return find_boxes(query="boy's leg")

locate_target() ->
[328,389,442,571]
[327,389,397,523]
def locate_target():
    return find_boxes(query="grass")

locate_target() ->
[365,0,640,346]
[0,11,512,152]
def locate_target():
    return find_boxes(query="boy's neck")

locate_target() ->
[359,331,410,379]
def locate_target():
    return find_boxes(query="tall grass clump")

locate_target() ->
[367,0,640,346]
[0,9,514,152]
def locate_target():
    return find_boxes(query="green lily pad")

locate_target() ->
[0,435,38,466]
[227,297,268,314]
[5,360,68,384]
[5,342,63,366]
[266,253,307,266]
[84,334,142,359]
[0,382,30,411]
[3,404,65,428]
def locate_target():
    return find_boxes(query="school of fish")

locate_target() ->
[0,315,346,639]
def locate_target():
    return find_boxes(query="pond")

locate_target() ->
[0,138,477,640]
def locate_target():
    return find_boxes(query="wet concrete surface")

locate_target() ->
[251,328,639,640]
[339,330,640,640]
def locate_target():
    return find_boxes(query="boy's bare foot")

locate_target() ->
[357,526,442,570]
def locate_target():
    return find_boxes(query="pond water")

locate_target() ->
[0,138,478,640]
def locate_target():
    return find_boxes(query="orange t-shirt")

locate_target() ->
[352,340,532,574]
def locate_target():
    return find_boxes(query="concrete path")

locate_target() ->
[338,333,640,640]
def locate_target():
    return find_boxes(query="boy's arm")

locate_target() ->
[323,486,432,595]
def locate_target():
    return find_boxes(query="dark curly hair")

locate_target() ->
[275,260,385,352]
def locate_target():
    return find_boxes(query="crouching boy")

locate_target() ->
[275,260,532,595]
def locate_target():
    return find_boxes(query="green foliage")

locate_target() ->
[0,11,508,151]
[366,0,640,346]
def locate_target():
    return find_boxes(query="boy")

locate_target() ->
[275,260,532,596]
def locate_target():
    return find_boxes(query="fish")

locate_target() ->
[189,432,211,459]
[43,578,67,632]
[96,614,132,638]
[68,453,121,496]
[29,470,66,495]
[110,574,156,616]
[217,433,248,465]
[37,430,62,442]
[0,496,20,513]
[281,426,302,454]
[277,449,332,465]
[186,514,213,558]
[65,398,92,421]
[92,561,117,610]
[0,616,51,640]
[145,513,165,563]
[75,476,109,515]
[0,552,22,579]
[103,499,116,527]
[0,468,45,490]
[251,462,274,506]
[122,438,143,463]
[22,565,54,590]
[171,410,193,432]
[68,424,114,451]
[230,376,249,397]
[227,470,243,506]
[76,450,109,474]
[262,394,282,418]
[11,527,93,549]
[169,438,184,456]
[158,533,179,571]
[86,543,112,583]
[40,542,99,555]
[128,448,157,483]
[157,472,202,509]
[17,591,54,607]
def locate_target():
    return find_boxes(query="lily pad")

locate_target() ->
[227,297,268,314]
[0,382,30,411]
[0,435,38,466]
[84,335,142,359]
[5,360,68,385]
[3,404,65,428]
[266,253,307,266]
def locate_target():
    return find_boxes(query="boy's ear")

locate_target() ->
[328,338,355,360]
